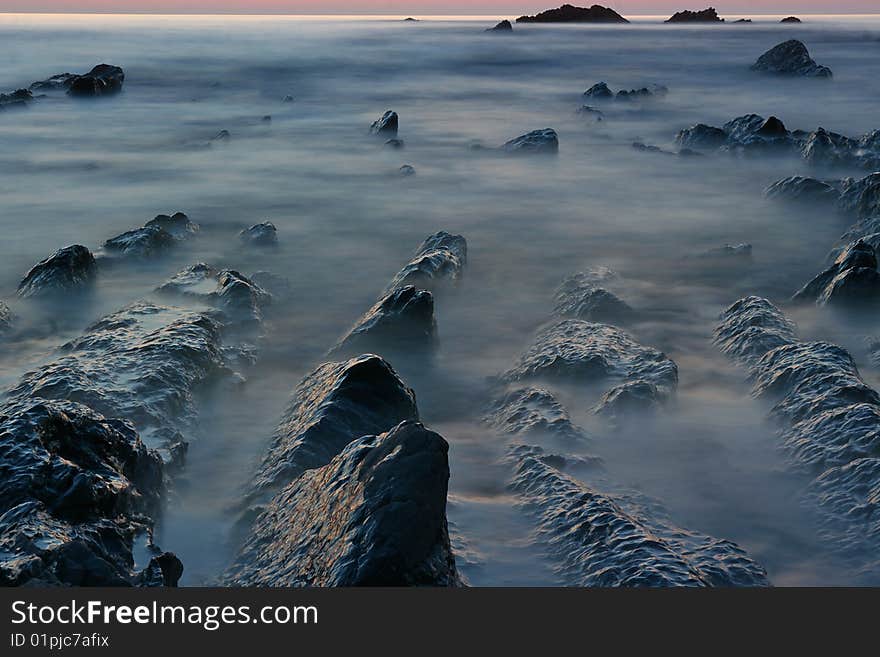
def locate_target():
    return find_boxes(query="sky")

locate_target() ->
[0,1,875,15]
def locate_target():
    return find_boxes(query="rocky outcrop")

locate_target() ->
[238,222,278,247]
[370,110,398,136]
[17,245,97,299]
[751,40,831,78]
[792,240,880,307]
[665,7,724,22]
[764,176,840,203]
[583,82,613,100]
[329,286,436,360]
[385,231,467,293]
[487,20,513,31]
[226,421,460,587]
[675,124,728,150]
[516,4,629,23]
[0,89,33,110]
[502,128,559,154]
[554,272,634,324]
[67,64,126,97]
[838,173,880,221]
[244,355,419,506]
[486,387,594,445]
[713,296,797,364]
[584,82,667,102]
[103,212,198,259]
[781,16,801,23]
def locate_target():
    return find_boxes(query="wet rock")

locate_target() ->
[594,380,664,418]
[399,164,416,176]
[0,400,164,587]
[554,272,634,324]
[502,319,678,395]
[227,421,460,587]
[158,264,271,327]
[675,124,728,150]
[723,114,793,152]
[370,110,398,136]
[509,445,769,586]
[665,7,724,22]
[516,4,629,23]
[781,16,801,23]
[386,231,467,293]
[576,105,605,121]
[29,73,77,92]
[792,240,880,307]
[714,296,797,364]
[502,128,559,154]
[238,221,278,247]
[211,129,231,142]
[487,20,513,32]
[66,64,125,96]
[838,173,880,221]
[485,386,593,444]
[104,226,176,259]
[583,82,614,100]
[244,355,419,506]
[17,245,97,299]
[0,89,33,110]
[751,40,832,78]
[144,212,198,239]
[764,176,840,203]
[329,286,436,360]
[137,552,184,587]
[800,128,860,167]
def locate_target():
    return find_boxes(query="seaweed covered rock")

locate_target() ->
[238,222,278,247]
[329,286,436,360]
[244,355,419,506]
[554,272,634,324]
[67,64,126,97]
[370,110,399,136]
[713,296,797,364]
[486,387,593,444]
[751,40,832,78]
[227,421,460,587]
[764,176,840,204]
[17,245,97,299]
[792,240,880,307]
[665,7,723,22]
[386,231,467,292]
[516,4,629,23]
[502,129,559,154]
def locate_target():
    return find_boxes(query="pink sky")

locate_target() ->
[0,1,875,15]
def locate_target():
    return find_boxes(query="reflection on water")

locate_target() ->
[2,14,879,585]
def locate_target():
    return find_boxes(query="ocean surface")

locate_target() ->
[1,13,879,585]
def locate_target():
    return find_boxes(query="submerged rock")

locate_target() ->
[399,164,416,176]
[516,4,629,23]
[17,245,97,299]
[697,243,753,260]
[227,421,460,587]
[329,286,436,360]
[370,110,399,136]
[502,128,559,154]
[792,240,880,307]
[665,7,724,22]
[386,231,467,293]
[244,355,419,506]
[249,271,291,301]
[238,221,278,247]
[764,176,840,203]
[487,20,513,31]
[751,40,832,78]
[554,272,634,324]
[594,380,664,418]
[384,138,405,149]
[67,64,126,97]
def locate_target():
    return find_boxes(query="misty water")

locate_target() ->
[2,14,879,585]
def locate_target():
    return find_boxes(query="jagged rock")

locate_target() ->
[370,110,398,136]
[733,18,752,23]
[104,212,197,259]
[509,445,769,586]
[0,89,33,109]
[792,240,880,307]
[485,387,593,444]
[576,105,605,121]
[144,212,198,239]
[136,552,184,587]
[17,245,97,299]
[801,128,860,167]
[502,320,678,395]
[67,64,126,97]
[329,286,436,360]
[0,400,164,586]
[502,128,559,154]
[615,85,667,102]
[399,164,416,176]
[516,4,629,23]
[781,16,801,23]
[29,73,77,92]
[764,176,840,203]
[838,173,880,221]
[665,7,724,22]
[238,221,278,247]
[386,231,467,293]
[226,421,460,587]
[594,380,664,418]
[714,296,797,364]
[751,40,832,78]
[675,124,728,150]
[554,272,634,324]
[487,20,513,31]
[244,355,419,506]
[583,82,614,100]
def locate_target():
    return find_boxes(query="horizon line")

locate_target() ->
[2,11,879,16]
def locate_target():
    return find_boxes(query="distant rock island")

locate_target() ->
[780,16,802,23]
[516,4,629,24]
[487,20,513,32]
[665,7,724,23]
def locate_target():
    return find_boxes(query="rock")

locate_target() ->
[104,212,197,259]
[145,212,198,239]
[384,138,405,149]
[665,7,724,22]
[616,85,668,102]
[733,18,752,23]
[800,128,862,168]
[29,73,77,92]
[780,16,802,23]
[0,89,33,110]
[714,296,797,364]
[17,245,97,299]
[792,240,880,307]
[0,301,13,333]
[158,264,271,327]
[370,110,398,136]
[485,386,593,444]
[487,20,513,32]
[243,355,419,506]
[329,286,436,360]
[583,82,614,100]
[0,400,164,586]
[403,17,419,21]
[594,380,665,418]
[838,173,880,221]
[281,95,294,103]
[576,105,605,121]
[238,221,278,247]
[751,40,832,78]
[399,164,416,176]
[675,124,728,150]
[502,128,559,154]
[67,64,125,97]
[385,231,467,293]
[764,176,841,203]
[211,129,231,142]
[516,4,628,23]
[508,444,769,586]
[137,552,184,587]
[226,421,460,586]
[501,319,678,396]
[554,272,634,324]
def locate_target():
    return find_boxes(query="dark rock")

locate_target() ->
[487,20,513,32]
[399,164,416,176]
[594,380,665,418]
[281,95,294,103]
[516,4,629,23]
[0,88,34,109]
[698,243,753,259]
[386,231,467,293]
[145,212,198,239]
[675,124,728,150]
[67,64,125,97]
[17,245,97,299]
[583,82,614,100]
[243,355,419,506]
[403,17,419,21]
[104,226,176,259]
[238,221,277,247]
[665,7,724,22]
[211,129,231,142]
[764,176,840,203]
[780,16,801,23]
[502,128,559,154]
[554,272,634,324]
[158,264,271,327]
[226,421,460,587]
[616,85,668,102]
[370,110,398,136]
[329,286,436,360]
[733,18,752,23]
[801,128,861,167]
[486,386,593,444]
[792,240,880,307]
[576,105,605,121]
[838,173,880,221]
[137,552,184,587]
[29,73,77,92]
[751,40,832,78]
[385,138,405,149]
